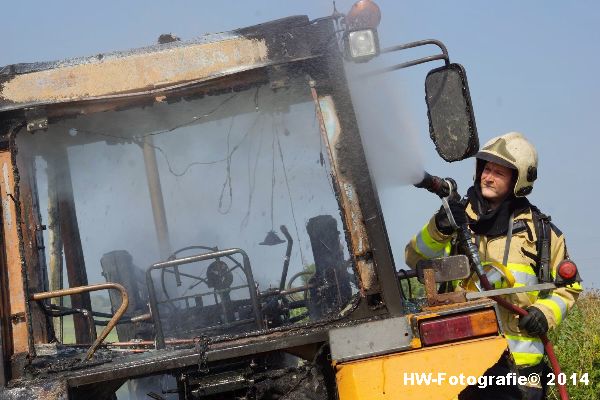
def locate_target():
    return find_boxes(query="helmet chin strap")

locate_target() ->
[502,213,515,266]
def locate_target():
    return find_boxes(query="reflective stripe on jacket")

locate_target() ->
[405,205,582,367]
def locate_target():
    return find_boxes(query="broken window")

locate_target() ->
[18,77,358,345]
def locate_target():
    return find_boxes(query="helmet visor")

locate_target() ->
[475,151,516,171]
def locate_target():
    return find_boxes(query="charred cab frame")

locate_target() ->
[0,3,480,399]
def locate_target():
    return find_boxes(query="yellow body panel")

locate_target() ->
[335,336,508,400]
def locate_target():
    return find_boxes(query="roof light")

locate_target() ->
[347,29,379,62]
[344,0,381,63]
[346,0,381,30]
[419,310,499,346]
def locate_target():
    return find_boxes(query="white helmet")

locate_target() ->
[475,132,538,197]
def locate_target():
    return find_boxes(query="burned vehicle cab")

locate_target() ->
[0,3,507,400]
[0,15,380,398]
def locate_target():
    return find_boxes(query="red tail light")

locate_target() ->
[419,310,498,346]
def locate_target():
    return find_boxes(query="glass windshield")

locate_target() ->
[18,78,357,343]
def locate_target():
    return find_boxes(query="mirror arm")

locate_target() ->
[366,39,450,76]
[381,39,449,60]
[371,54,448,75]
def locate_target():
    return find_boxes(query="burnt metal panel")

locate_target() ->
[309,90,380,298]
[319,43,405,315]
[65,328,329,387]
[310,77,403,314]
[14,148,51,345]
[0,149,31,359]
[0,37,269,110]
[329,316,413,363]
[0,16,332,114]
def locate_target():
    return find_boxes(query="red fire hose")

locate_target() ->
[459,217,569,400]
[459,219,569,399]
[458,219,569,400]
[480,276,569,400]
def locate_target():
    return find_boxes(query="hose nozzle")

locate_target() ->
[414,171,452,198]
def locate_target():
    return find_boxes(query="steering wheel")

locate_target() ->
[160,245,244,300]
[286,271,314,303]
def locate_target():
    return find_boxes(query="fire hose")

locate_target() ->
[415,172,570,400]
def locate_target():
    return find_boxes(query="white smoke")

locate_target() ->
[346,61,426,189]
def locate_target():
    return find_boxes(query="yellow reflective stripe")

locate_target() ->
[513,283,539,302]
[414,234,443,258]
[536,296,567,324]
[568,281,583,292]
[535,298,562,323]
[512,282,537,289]
[506,264,538,286]
[511,352,544,366]
[505,334,544,366]
[503,263,539,301]
[511,273,538,286]
[506,263,536,276]
[414,224,449,258]
[420,223,448,250]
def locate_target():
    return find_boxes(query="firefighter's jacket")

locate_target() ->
[405,203,582,367]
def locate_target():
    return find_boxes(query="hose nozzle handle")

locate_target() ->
[415,171,453,198]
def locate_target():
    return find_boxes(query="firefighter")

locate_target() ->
[405,132,582,400]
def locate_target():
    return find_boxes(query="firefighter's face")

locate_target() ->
[480,161,513,204]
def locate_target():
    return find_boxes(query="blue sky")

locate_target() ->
[2,0,599,287]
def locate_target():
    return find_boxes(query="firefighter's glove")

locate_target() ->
[518,307,549,336]
[434,199,467,235]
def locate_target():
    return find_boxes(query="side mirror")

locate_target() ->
[425,63,479,162]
